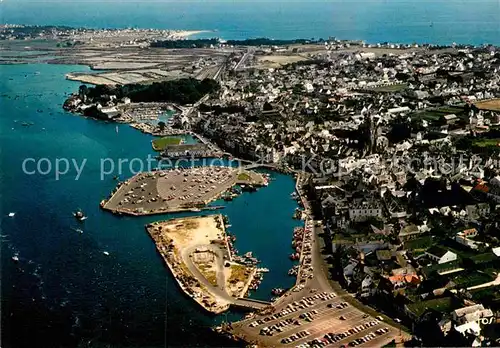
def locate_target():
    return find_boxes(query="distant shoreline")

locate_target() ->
[2,24,498,48]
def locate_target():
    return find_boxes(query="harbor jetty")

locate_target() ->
[146,214,270,313]
[101,166,267,216]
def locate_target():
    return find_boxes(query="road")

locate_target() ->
[182,244,234,303]
[234,48,254,71]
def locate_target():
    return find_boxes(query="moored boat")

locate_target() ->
[271,288,285,296]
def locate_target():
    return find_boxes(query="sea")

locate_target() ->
[0,1,499,348]
[1,0,500,45]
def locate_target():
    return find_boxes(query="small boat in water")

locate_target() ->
[12,254,19,263]
[8,212,15,217]
[190,208,201,212]
[103,251,110,256]
[73,209,87,221]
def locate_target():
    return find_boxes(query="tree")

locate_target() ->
[78,85,88,99]
[158,121,166,131]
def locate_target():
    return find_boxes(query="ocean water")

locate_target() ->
[0,64,301,347]
[1,0,499,45]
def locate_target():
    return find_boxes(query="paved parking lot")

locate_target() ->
[232,289,401,347]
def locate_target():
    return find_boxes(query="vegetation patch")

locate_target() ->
[450,270,494,288]
[197,263,218,286]
[404,236,433,251]
[369,83,407,93]
[152,136,183,151]
[80,77,220,105]
[410,106,466,123]
[406,297,454,317]
[237,172,252,181]
[472,138,500,148]
[228,264,251,284]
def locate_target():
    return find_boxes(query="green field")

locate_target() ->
[152,136,183,151]
[451,271,494,288]
[237,172,252,181]
[473,138,500,148]
[406,297,455,317]
[410,106,465,123]
[404,236,433,251]
[370,83,407,93]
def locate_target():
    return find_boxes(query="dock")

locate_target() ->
[231,298,272,311]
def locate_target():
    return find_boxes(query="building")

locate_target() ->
[455,228,480,250]
[452,304,494,326]
[442,113,458,125]
[360,275,375,298]
[425,246,458,264]
[348,201,383,222]
[466,203,490,221]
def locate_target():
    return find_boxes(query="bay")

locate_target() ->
[0,63,301,347]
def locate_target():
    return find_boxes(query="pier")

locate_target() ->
[231,298,272,311]
[146,214,271,314]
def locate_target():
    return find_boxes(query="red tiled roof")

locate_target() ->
[473,183,489,193]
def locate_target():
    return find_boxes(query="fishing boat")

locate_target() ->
[73,209,87,221]
[222,192,233,201]
[293,208,302,219]
[271,288,285,296]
